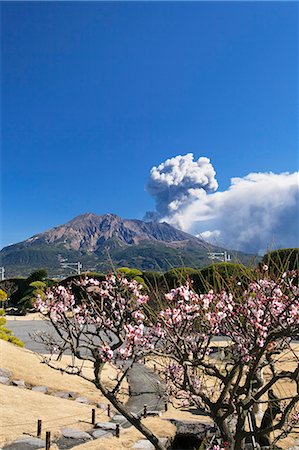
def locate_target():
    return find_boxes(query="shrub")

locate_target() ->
[163,267,200,290]
[262,248,299,276]
[27,269,48,283]
[0,289,7,302]
[0,309,24,346]
[197,262,253,294]
[117,267,143,279]
[62,272,106,285]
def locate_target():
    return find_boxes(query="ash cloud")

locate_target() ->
[146,153,299,254]
[146,153,218,218]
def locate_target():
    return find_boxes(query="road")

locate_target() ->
[6,319,167,417]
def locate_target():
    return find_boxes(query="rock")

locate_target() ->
[52,391,71,399]
[92,429,112,439]
[37,446,59,450]
[61,428,92,439]
[0,376,10,385]
[147,410,162,417]
[11,379,26,387]
[133,440,155,449]
[112,414,126,422]
[14,436,45,447]
[75,396,89,404]
[0,368,12,378]
[95,422,117,430]
[96,402,108,409]
[32,386,48,393]
[68,391,77,399]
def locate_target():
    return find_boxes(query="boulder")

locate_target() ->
[112,414,126,422]
[92,429,113,439]
[0,376,10,385]
[11,379,26,388]
[0,368,12,378]
[61,428,91,439]
[14,437,45,447]
[75,396,89,404]
[32,386,48,393]
[52,391,71,399]
[95,422,117,430]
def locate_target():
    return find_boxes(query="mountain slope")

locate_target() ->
[0,213,246,277]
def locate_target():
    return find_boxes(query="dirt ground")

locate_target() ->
[0,339,298,449]
[0,340,123,446]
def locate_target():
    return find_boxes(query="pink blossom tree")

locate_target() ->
[34,274,167,450]
[35,269,299,449]
[148,269,299,448]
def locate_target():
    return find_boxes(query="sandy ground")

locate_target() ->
[71,417,176,450]
[1,337,298,449]
[0,340,126,446]
[0,340,174,449]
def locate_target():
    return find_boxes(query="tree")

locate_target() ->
[19,280,47,313]
[34,275,167,450]
[34,270,299,449]
[148,268,299,448]
[27,269,48,284]
[0,289,8,309]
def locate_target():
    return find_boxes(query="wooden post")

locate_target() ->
[107,404,111,417]
[92,408,96,425]
[116,423,120,438]
[164,402,168,412]
[45,431,51,450]
[37,419,42,438]
[143,404,147,418]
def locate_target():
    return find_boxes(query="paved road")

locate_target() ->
[126,362,166,415]
[6,319,58,353]
[6,319,167,416]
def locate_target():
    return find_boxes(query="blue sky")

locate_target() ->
[1,1,298,249]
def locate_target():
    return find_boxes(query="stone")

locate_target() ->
[0,376,10,385]
[37,445,59,450]
[147,410,162,417]
[112,414,126,422]
[32,386,48,393]
[12,379,26,387]
[0,368,12,378]
[92,429,112,439]
[61,428,92,439]
[97,402,108,409]
[133,440,155,449]
[95,422,117,430]
[68,391,77,399]
[75,396,89,404]
[14,437,45,447]
[52,391,71,399]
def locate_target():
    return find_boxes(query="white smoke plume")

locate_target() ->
[146,154,299,254]
[147,153,218,217]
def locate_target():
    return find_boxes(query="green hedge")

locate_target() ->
[262,248,299,276]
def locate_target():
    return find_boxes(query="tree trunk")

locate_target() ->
[95,375,167,450]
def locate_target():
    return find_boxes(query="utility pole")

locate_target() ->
[0,267,5,281]
[60,261,83,275]
[207,251,231,263]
